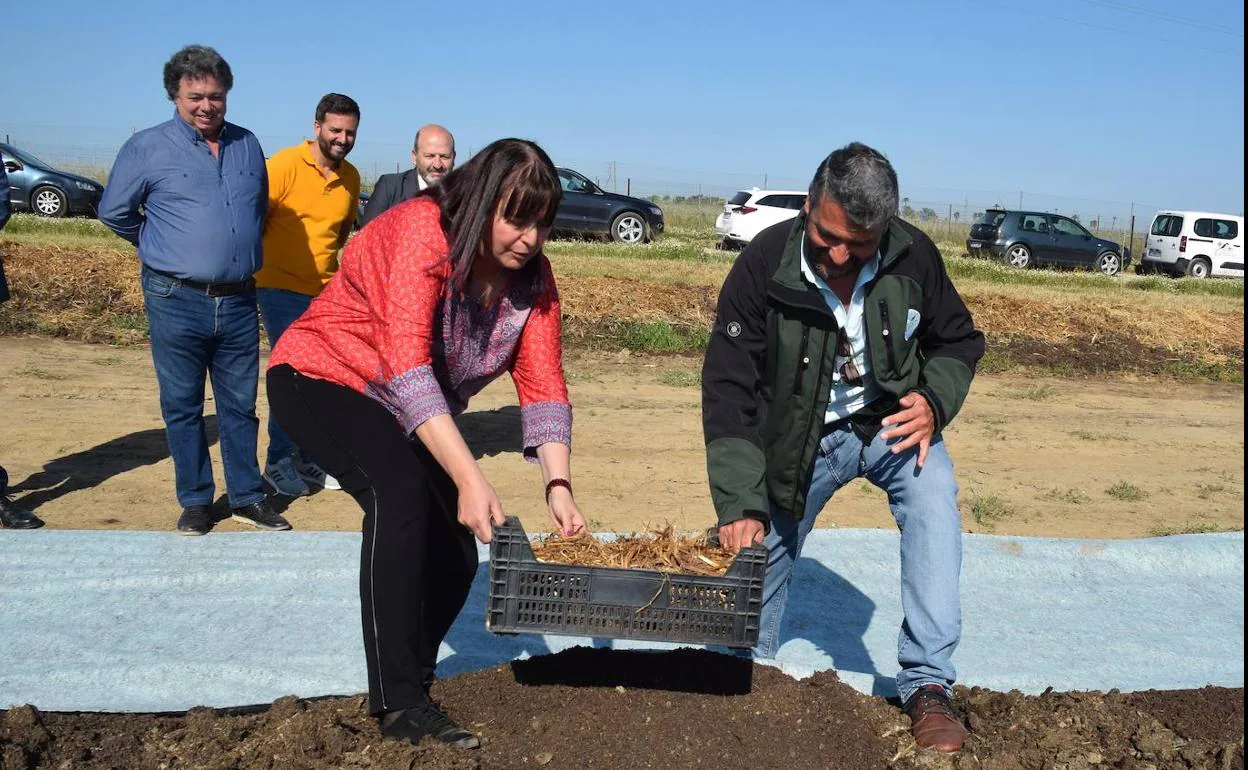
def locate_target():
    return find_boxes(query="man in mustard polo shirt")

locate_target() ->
[255,93,361,497]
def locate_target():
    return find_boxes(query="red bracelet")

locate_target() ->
[545,478,573,504]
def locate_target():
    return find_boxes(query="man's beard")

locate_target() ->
[813,249,870,281]
[318,137,348,164]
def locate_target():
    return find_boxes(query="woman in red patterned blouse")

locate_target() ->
[267,138,585,750]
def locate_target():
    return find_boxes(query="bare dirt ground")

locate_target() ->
[1,336,1242,539]
[3,650,1243,770]
[2,336,1244,769]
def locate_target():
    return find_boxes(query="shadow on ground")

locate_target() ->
[9,417,216,513]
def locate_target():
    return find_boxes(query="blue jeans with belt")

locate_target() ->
[754,422,963,704]
[256,287,314,466]
[141,268,264,510]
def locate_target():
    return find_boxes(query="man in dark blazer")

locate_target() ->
[358,124,455,228]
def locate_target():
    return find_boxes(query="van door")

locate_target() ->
[1147,214,1183,271]
[1197,217,1244,277]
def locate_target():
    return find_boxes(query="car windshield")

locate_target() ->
[4,146,55,171]
[728,191,753,206]
[977,210,1007,227]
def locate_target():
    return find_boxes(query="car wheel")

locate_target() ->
[610,211,648,245]
[1186,257,1211,279]
[32,185,68,217]
[1006,243,1032,269]
[1096,251,1122,277]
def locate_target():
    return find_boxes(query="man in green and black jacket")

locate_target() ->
[702,143,984,753]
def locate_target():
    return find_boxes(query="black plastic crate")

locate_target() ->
[486,516,766,648]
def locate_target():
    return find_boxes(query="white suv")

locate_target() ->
[715,188,807,247]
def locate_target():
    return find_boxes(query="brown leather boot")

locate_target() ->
[904,684,968,752]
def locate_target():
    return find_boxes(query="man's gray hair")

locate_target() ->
[808,142,899,231]
[163,45,233,101]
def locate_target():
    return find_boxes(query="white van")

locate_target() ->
[1139,210,1244,279]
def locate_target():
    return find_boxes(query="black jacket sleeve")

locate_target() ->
[359,173,402,229]
[909,227,985,432]
[701,241,772,530]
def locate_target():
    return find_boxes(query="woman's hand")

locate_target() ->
[546,485,586,537]
[457,476,506,544]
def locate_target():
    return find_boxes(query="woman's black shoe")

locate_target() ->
[0,494,44,529]
[380,702,480,749]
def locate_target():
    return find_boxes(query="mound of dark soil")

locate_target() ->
[2,648,1241,769]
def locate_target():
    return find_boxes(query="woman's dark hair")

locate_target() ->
[163,45,234,101]
[315,93,360,123]
[417,138,562,290]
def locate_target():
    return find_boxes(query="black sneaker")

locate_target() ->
[176,505,213,536]
[230,499,292,531]
[380,702,480,749]
[1,494,45,530]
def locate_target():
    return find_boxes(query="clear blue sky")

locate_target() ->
[3,0,1243,220]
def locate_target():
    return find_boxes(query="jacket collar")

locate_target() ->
[401,168,422,199]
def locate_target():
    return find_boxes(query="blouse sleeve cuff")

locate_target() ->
[520,400,572,462]
[366,364,450,435]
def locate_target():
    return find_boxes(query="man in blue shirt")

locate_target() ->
[0,163,45,529]
[99,45,290,535]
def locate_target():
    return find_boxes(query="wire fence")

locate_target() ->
[3,125,1171,253]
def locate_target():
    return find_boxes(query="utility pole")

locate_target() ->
[1019,191,1024,210]
[1128,202,1135,256]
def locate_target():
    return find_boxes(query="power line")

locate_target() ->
[966,0,1243,56]
[1074,0,1243,37]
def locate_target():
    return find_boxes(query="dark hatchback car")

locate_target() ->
[1,142,104,218]
[554,167,664,244]
[966,208,1130,276]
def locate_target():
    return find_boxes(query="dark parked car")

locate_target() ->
[966,208,1130,276]
[354,190,370,230]
[554,167,663,244]
[1,142,104,218]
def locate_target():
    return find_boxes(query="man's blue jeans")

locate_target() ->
[754,422,963,704]
[256,288,314,466]
[141,269,264,510]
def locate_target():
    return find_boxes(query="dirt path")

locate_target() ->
[1,337,1242,539]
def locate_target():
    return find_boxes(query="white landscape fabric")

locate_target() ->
[0,529,1242,712]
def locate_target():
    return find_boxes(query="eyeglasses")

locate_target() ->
[836,330,863,387]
